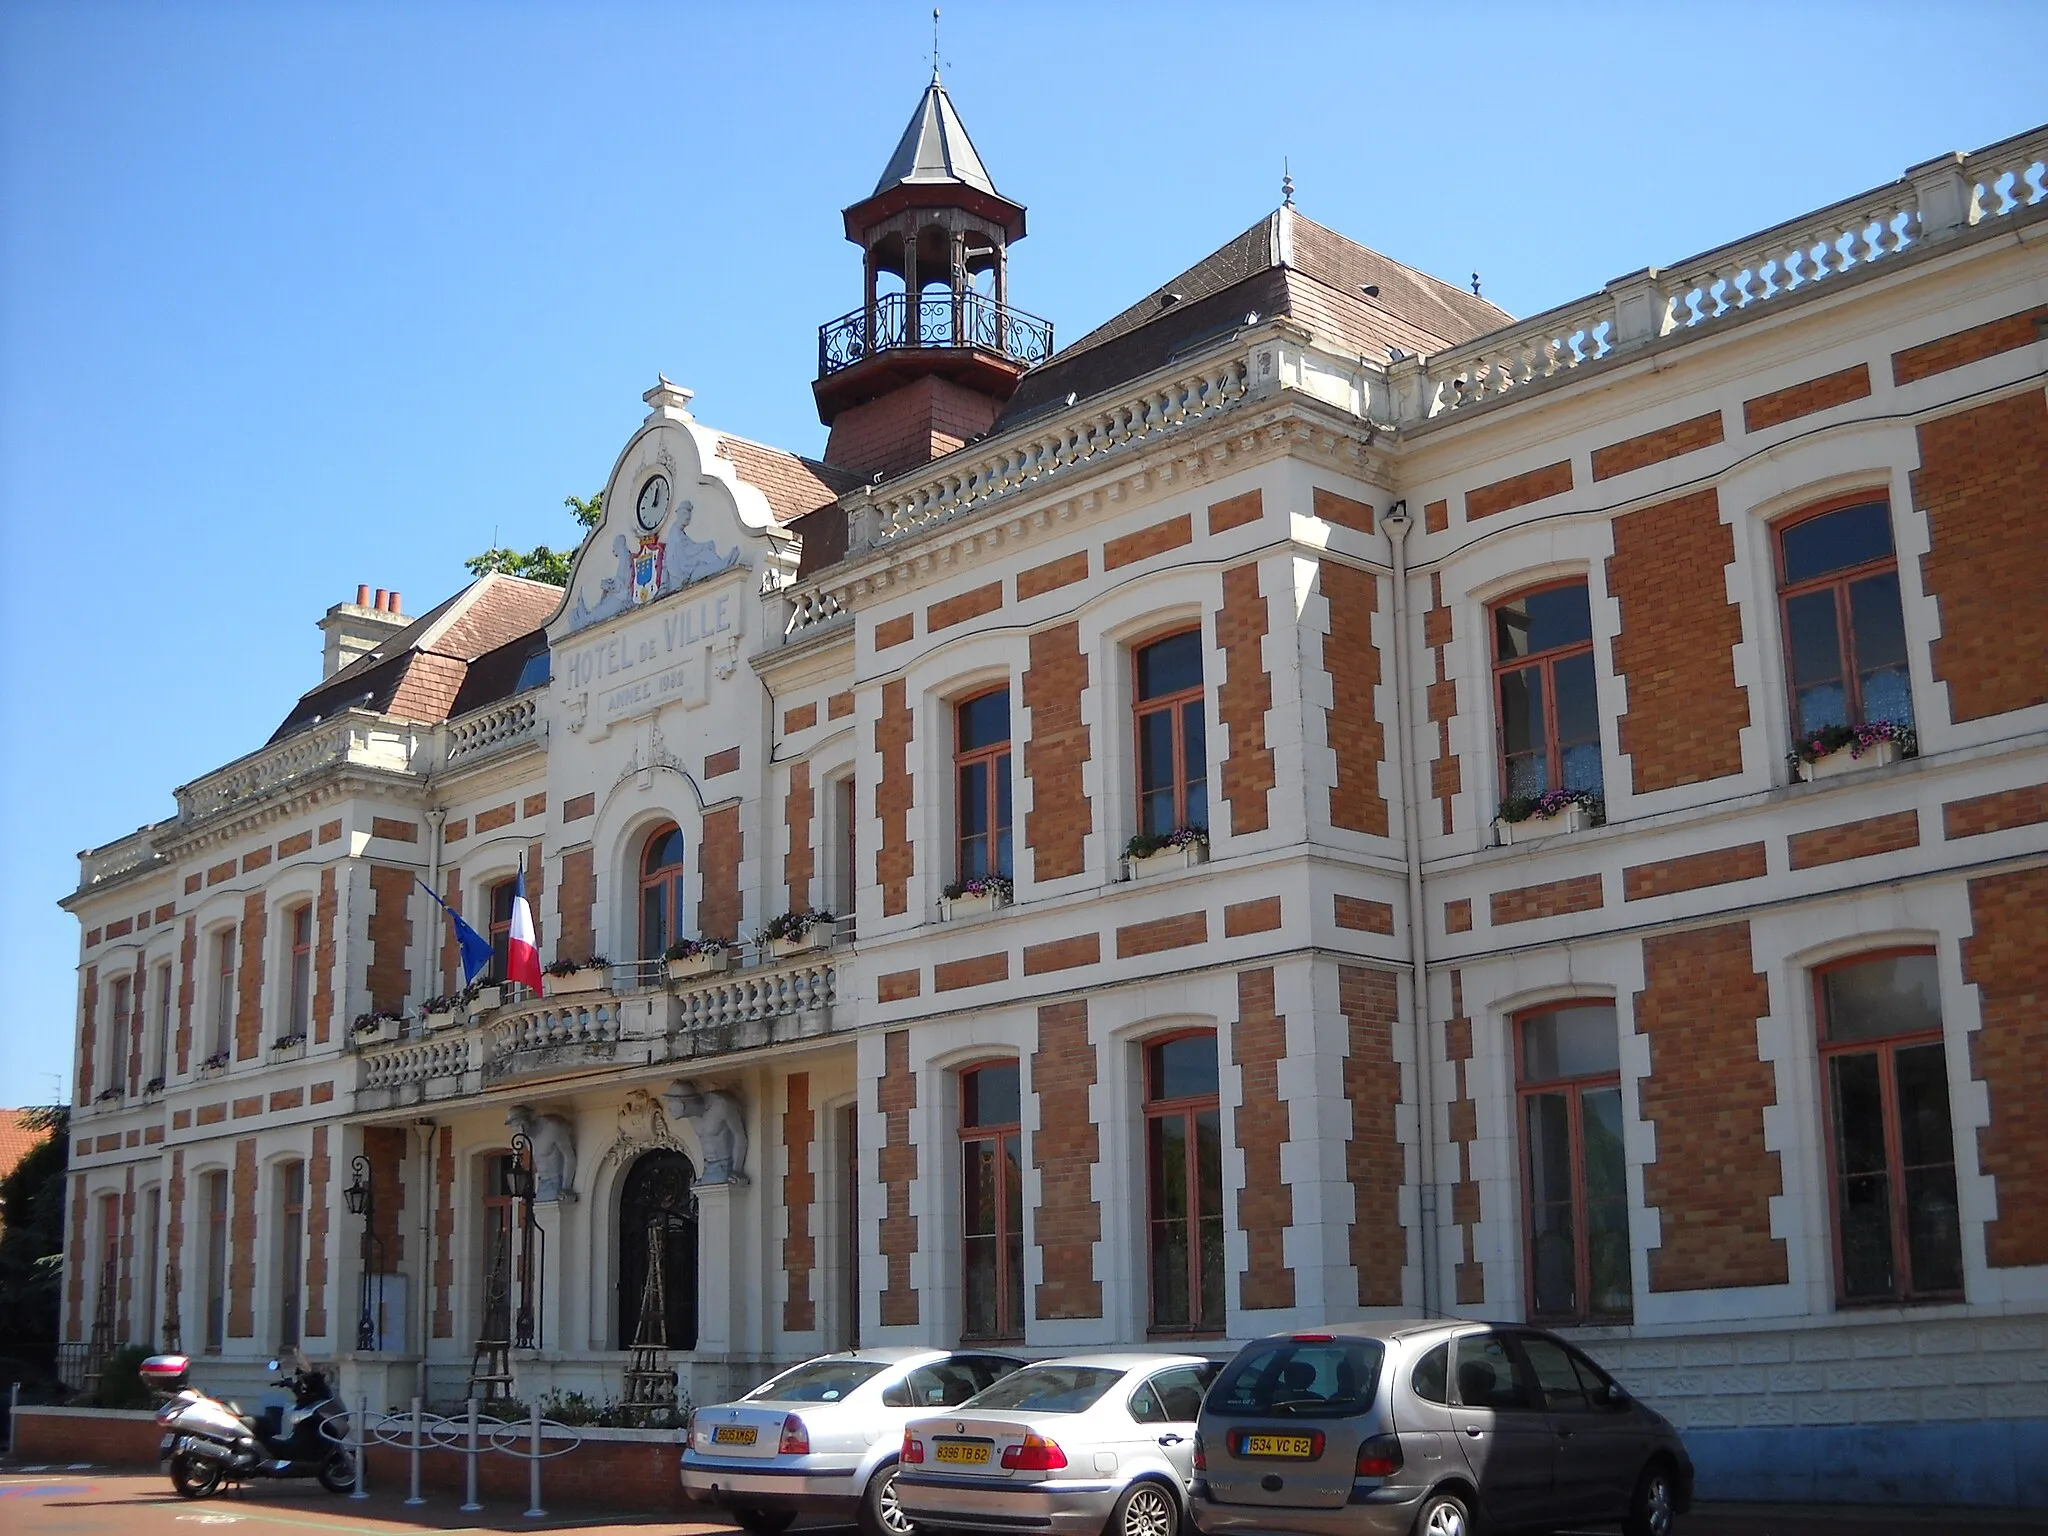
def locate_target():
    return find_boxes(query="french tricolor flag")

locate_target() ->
[506,865,544,992]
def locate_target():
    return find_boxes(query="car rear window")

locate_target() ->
[1210,1338,1385,1419]
[744,1359,888,1403]
[965,1365,1126,1413]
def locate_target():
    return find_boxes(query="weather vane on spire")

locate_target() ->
[932,7,942,81]
[1281,157,1295,208]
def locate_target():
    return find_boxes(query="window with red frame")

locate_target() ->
[1493,582,1603,806]
[1517,1003,1632,1324]
[1145,1032,1222,1333]
[1778,498,1914,739]
[1134,630,1207,839]
[287,904,313,1038]
[955,691,1013,882]
[1819,951,1961,1304]
[959,1061,1023,1339]
[639,824,686,959]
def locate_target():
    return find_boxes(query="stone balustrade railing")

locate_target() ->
[360,1031,480,1094]
[174,711,422,825]
[77,826,166,891]
[1410,125,2046,419]
[443,693,543,766]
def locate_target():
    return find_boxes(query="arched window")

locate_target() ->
[1134,630,1207,839]
[1777,497,1913,738]
[1144,1031,1222,1333]
[617,1150,699,1350]
[1816,950,1960,1304]
[959,1061,1022,1340]
[1492,581,1602,804]
[640,825,687,960]
[1516,1002,1630,1324]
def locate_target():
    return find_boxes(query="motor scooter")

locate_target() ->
[144,1352,356,1498]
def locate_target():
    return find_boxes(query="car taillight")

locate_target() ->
[1191,1432,1205,1472]
[1354,1434,1402,1480]
[1001,1433,1068,1472]
[901,1432,925,1464]
[778,1415,809,1455]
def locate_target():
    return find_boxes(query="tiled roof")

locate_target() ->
[0,1111,48,1196]
[716,435,861,525]
[269,574,563,741]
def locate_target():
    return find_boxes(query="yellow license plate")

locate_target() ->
[936,1442,991,1465]
[1242,1434,1314,1459]
[713,1425,759,1446]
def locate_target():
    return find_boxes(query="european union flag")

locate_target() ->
[417,877,495,986]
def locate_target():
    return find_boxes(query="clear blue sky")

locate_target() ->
[2,1,2043,1107]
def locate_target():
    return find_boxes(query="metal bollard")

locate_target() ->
[8,1382,19,1457]
[525,1397,544,1519]
[351,1394,371,1500]
[461,1396,482,1513]
[406,1396,425,1506]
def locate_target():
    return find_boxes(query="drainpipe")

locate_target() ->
[415,1118,437,1401]
[1381,500,1441,1316]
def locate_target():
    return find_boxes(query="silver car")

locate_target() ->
[898,1353,1221,1536]
[1190,1322,1692,1536]
[681,1347,1024,1536]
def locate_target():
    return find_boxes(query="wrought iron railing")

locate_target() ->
[819,290,1054,377]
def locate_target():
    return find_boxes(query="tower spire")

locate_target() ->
[932,6,942,82]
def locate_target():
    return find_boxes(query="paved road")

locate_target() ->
[2,1468,2041,1536]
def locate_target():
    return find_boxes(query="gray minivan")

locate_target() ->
[1191,1321,1691,1536]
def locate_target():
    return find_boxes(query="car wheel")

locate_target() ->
[860,1462,915,1536]
[1411,1490,1472,1536]
[1623,1461,1676,1536]
[731,1508,796,1536]
[170,1453,224,1499]
[1108,1479,1179,1536]
[317,1450,357,1494]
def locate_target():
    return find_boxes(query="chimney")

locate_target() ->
[316,585,410,680]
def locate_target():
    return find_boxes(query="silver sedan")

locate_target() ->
[681,1347,1024,1536]
[898,1354,1220,1536]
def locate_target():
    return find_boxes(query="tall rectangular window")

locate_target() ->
[835,778,857,915]
[277,1160,305,1349]
[1518,1003,1632,1323]
[955,690,1012,881]
[211,928,237,1060]
[152,962,173,1086]
[959,1062,1023,1340]
[204,1171,229,1353]
[287,905,314,1038]
[1778,498,1913,739]
[1493,582,1602,804]
[107,974,132,1092]
[1820,951,1961,1304]
[489,881,515,986]
[1145,1032,1222,1333]
[1134,630,1207,838]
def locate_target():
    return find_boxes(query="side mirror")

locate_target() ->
[1603,1382,1628,1406]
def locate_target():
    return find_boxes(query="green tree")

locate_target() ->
[0,1106,69,1378]
[465,491,604,586]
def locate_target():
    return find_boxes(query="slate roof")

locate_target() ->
[995,208,1513,429]
[270,573,563,741]
[716,435,861,526]
[872,78,1000,198]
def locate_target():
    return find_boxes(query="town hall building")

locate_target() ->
[59,83,2048,1503]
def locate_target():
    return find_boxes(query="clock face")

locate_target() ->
[636,474,670,531]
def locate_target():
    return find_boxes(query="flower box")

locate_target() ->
[1493,803,1584,845]
[269,1036,307,1061]
[1128,842,1208,879]
[423,1009,458,1033]
[466,985,503,1014]
[1799,739,1898,781]
[666,951,729,981]
[351,1018,401,1046]
[941,889,1013,922]
[546,968,608,998]
[769,931,827,959]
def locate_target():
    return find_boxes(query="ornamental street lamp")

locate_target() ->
[345,1155,383,1352]
[508,1132,541,1350]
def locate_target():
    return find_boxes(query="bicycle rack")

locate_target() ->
[320,1395,584,1517]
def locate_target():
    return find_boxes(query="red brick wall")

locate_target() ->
[65,1173,86,1339]
[227,1138,257,1338]
[935,951,1009,991]
[1226,896,1283,936]
[77,965,97,1106]
[1218,563,1275,836]
[1636,923,1787,1291]
[126,954,146,1096]
[1234,969,1294,1311]
[1743,363,1871,431]
[1591,410,1725,481]
[1310,487,1371,534]
[782,1073,815,1333]
[877,1031,919,1327]
[1787,810,1921,870]
[364,1125,407,1267]
[1962,865,2048,1269]
[234,893,267,1062]
[432,1126,454,1338]
[876,680,914,917]
[1018,550,1089,600]
[305,1128,328,1339]
[1607,488,1750,792]
[1914,391,2048,722]
[1944,782,2048,839]
[1341,964,1403,1307]
[439,867,464,993]
[1623,842,1768,901]
[1425,574,1460,835]
[1490,873,1604,926]
[1467,460,1573,519]
[1024,622,1093,879]
[13,1409,168,1468]
[1023,933,1100,974]
[116,1168,136,1340]
[557,847,594,960]
[1032,1001,1102,1320]
[697,804,743,943]
[1322,560,1389,836]
[1892,304,2048,383]
[311,871,337,1045]
[1116,911,1208,957]
[823,375,1002,478]
[1103,513,1193,570]
[165,1151,185,1346]
[366,865,414,1014]
[176,916,196,1072]
[1443,971,1484,1306]
[785,760,814,912]
[929,581,1003,633]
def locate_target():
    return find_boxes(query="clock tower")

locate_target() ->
[813,75,1052,479]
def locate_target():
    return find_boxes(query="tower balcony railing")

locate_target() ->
[819,289,1054,377]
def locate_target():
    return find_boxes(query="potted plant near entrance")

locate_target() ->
[544,957,611,997]
[1125,827,1209,879]
[664,938,730,981]
[760,909,834,958]
[1790,720,1915,782]
[1493,786,1604,845]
